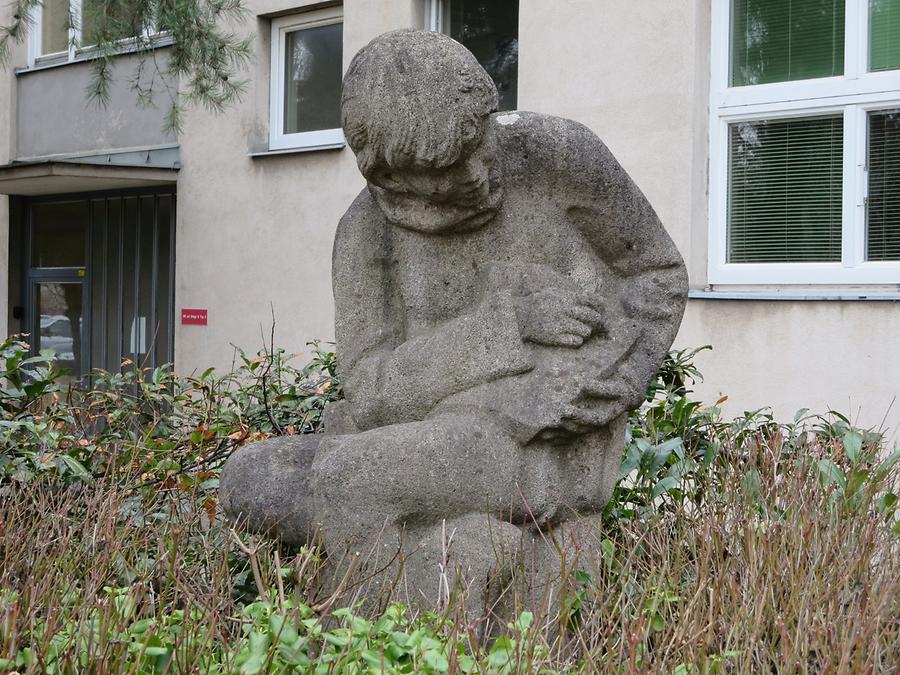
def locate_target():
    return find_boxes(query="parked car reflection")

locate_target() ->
[40,314,76,361]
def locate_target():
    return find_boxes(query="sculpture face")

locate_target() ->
[340,30,502,233]
[366,124,503,234]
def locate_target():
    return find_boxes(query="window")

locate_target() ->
[709,0,900,284]
[427,0,519,111]
[29,0,151,65]
[269,8,344,152]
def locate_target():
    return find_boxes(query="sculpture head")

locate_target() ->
[342,30,503,233]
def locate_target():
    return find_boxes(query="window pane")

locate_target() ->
[867,111,900,260]
[36,282,83,379]
[871,0,900,71]
[283,22,342,134]
[731,0,845,86]
[728,116,843,263]
[82,0,143,45]
[31,201,87,268]
[447,0,519,111]
[41,0,70,55]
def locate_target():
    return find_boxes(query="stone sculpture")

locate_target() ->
[221,29,687,615]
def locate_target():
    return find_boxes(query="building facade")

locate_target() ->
[1,0,899,437]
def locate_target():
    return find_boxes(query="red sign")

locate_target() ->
[181,308,208,325]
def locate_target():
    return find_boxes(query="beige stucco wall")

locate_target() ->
[680,301,900,443]
[15,52,176,159]
[0,1,21,340]
[174,0,423,372]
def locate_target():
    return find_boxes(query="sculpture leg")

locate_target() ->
[310,412,537,546]
[220,435,321,546]
[310,413,544,614]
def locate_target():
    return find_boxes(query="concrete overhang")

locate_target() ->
[0,160,178,196]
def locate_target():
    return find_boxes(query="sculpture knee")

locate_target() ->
[220,435,321,546]
[310,415,524,539]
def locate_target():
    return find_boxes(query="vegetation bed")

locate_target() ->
[1,339,898,673]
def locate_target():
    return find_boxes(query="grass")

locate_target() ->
[0,341,899,672]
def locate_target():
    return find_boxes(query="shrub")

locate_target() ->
[0,336,340,487]
[0,339,898,672]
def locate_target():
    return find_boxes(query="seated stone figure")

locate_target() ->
[221,29,687,613]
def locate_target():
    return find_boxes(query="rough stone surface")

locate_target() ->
[222,29,688,616]
[220,435,320,546]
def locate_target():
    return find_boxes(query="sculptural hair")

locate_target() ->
[341,30,499,178]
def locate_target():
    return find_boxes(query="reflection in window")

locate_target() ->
[441,0,519,111]
[36,282,83,378]
[269,8,344,150]
[867,111,900,260]
[31,201,87,268]
[728,116,844,263]
[41,0,70,55]
[731,0,845,86]
[871,0,900,71]
[283,22,343,134]
[81,0,143,45]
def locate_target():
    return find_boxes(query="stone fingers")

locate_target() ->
[558,317,592,338]
[540,332,586,347]
[570,303,604,330]
[560,404,616,431]
[580,378,632,400]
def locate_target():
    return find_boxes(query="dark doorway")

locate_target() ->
[24,188,175,380]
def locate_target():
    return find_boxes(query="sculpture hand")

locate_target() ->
[515,289,604,348]
[557,379,633,432]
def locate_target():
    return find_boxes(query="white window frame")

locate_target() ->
[269,7,345,152]
[709,0,900,285]
[27,0,161,67]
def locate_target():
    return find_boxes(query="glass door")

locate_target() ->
[27,199,89,382]
[32,280,86,381]
[24,189,175,381]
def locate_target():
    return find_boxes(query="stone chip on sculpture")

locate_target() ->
[221,29,688,618]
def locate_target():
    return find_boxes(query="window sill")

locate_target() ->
[689,289,900,301]
[249,143,345,158]
[17,33,175,75]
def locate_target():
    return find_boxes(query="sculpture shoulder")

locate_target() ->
[333,188,390,269]
[492,111,615,179]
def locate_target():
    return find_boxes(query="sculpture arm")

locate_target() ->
[559,119,689,413]
[332,192,533,431]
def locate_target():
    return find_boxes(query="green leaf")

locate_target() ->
[270,614,299,644]
[877,492,897,515]
[842,429,863,463]
[845,469,869,500]
[876,449,900,479]
[360,649,386,669]
[60,455,89,478]
[128,618,154,635]
[488,636,513,668]
[457,655,477,673]
[249,629,270,654]
[817,459,846,488]
[423,649,449,672]
[513,611,533,633]
[651,476,678,500]
[239,652,267,675]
